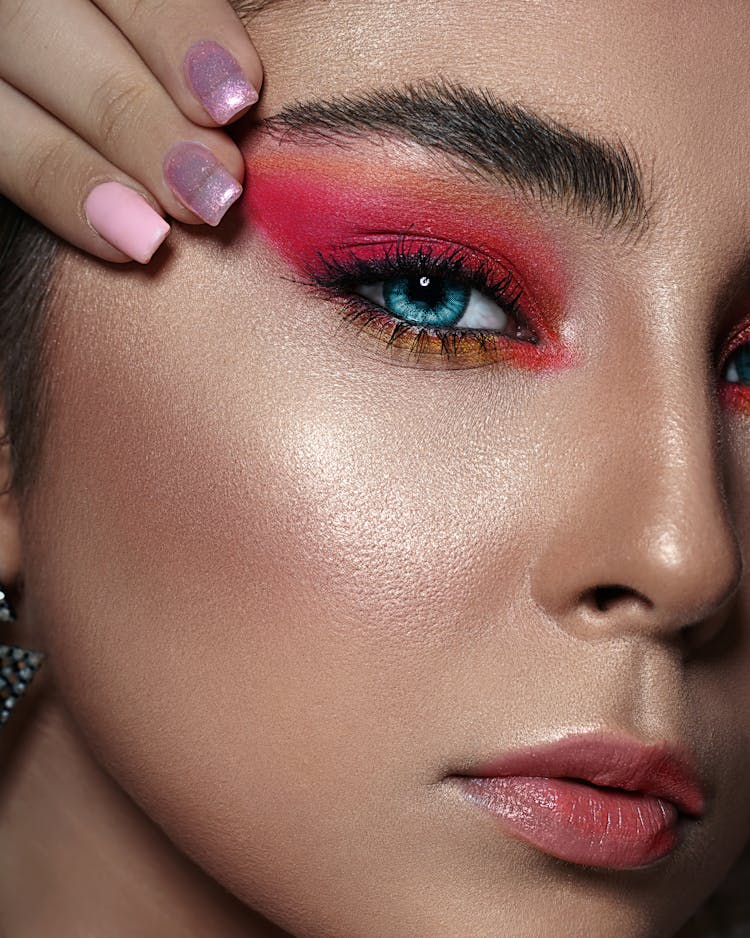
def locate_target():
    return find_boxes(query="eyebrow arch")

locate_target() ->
[264,79,650,239]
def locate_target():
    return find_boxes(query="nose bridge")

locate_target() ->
[625,378,737,614]
[531,328,742,642]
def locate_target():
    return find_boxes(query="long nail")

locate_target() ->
[184,39,258,124]
[84,182,170,263]
[163,142,242,226]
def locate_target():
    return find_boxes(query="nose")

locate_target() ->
[529,369,742,652]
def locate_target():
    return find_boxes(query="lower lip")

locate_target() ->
[455,776,681,870]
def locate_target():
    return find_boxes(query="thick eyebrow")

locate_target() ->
[264,79,650,239]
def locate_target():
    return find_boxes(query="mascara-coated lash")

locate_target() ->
[299,235,543,366]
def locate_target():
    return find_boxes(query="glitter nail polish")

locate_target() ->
[163,142,243,226]
[184,40,258,124]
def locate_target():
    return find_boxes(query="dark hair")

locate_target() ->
[0,197,60,493]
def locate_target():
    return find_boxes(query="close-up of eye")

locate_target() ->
[3,2,750,938]
[295,236,551,366]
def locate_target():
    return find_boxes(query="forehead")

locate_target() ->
[249,0,750,240]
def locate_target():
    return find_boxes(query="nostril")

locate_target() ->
[591,584,643,613]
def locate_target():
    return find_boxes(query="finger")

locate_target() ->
[94,0,263,127]
[0,0,244,227]
[0,79,169,264]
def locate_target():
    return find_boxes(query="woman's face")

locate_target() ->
[20,2,750,935]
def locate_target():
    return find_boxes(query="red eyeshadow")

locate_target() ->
[719,381,750,414]
[241,149,575,370]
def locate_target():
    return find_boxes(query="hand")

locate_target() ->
[0,0,262,263]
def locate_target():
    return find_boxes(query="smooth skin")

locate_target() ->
[0,0,263,259]
[2,2,750,937]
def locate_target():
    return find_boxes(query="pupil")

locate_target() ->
[406,274,443,306]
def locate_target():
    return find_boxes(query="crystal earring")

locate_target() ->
[0,584,45,727]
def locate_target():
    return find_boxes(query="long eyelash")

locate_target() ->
[295,235,535,361]
[315,236,525,315]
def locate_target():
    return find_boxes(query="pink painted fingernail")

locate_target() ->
[163,142,242,226]
[84,182,170,263]
[184,39,258,124]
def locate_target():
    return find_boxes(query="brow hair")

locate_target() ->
[230,0,286,22]
[265,79,651,238]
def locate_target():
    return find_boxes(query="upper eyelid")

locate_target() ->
[721,321,750,366]
[307,236,537,332]
[308,235,524,293]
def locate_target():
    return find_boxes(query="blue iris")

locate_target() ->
[728,345,750,384]
[382,275,470,327]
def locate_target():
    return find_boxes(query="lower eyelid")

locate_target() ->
[321,291,550,372]
[338,298,509,368]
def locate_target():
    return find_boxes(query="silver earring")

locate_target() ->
[0,584,45,727]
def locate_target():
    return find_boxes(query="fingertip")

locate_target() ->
[183,39,260,126]
[163,141,242,226]
[84,181,171,264]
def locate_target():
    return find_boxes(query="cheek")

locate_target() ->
[25,266,542,712]
[18,250,543,907]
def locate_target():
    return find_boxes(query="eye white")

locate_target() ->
[725,359,740,383]
[454,290,509,330]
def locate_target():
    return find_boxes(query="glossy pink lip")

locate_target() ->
[452,733,706,870]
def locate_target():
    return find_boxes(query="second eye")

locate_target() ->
[355,274,510,331]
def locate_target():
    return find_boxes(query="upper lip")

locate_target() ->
[458,732,706,817]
